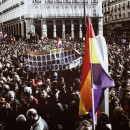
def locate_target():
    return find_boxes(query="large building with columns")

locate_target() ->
[0,0,103,39]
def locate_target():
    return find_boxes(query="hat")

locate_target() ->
[0,98,6,103]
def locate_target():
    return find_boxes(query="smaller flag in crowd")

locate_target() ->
[0,31,3,39]
[43,34,49,40]
[56,37,62,48]
[3,32,7,38]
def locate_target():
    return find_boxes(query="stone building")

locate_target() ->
[103,0,130,42]
[0,0,103,39]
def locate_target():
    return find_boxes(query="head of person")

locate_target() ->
[22,92,31,104]
[78,120,92,130]
[0,98,6,108]
[125,86,130,105]
[53,72,58,80]
[14,74,20,82]
[8,91,15,102]
[26,108,38,124]
[109,89,116,97]
[97,112,110,126]
[3,84,10,93]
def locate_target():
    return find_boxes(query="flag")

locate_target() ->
[3,33,7,38]
[79,16,114,118]
[43,34,49,40]
[0,31,3,39]
[56,37,62,48]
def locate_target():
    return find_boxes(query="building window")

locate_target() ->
[56,0,62,3]
[47,6,52,17]
[115,15,117,20]
[92,0,98,3]
[74,6,79,16]
[34,6,42,18]
[65,0,71,3]
[73,0,80,3]
[123,13,125,18]
[123,3,125,10]
[47,0,53,3]
[33,0,41,3]
[65,6,70,16]
[92,6,96,17]
[56,6,61,17]
[128,12,130,18]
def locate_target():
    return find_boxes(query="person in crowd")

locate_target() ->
[6,91,20,112]
[16,114,28,130]
[2,84,10,100]
[0,37,129,130]
[0,97,14,130]
[26,108,49,130]
[76,120,92,130]
[124,86,130,118]
[31,75,43,95]
[21,92,39,115]
[111,107,130,130]
[96,112,111,130]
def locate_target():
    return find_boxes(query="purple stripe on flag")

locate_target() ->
[58,44,62,48]
[88,63,114,118]
[89,88,104,116]
[92,64,114,88]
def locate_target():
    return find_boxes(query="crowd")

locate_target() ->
[0,37,129,130]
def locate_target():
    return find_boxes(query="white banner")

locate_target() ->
[25,47,82,72]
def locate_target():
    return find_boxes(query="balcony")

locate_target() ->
[46,0,53,3]
[33,0,41,3]
[45,15,84,19]
[91,0,98,3]
[54,0,62,3]
[21,1,24,5]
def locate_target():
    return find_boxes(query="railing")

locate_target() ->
[2,3,20,14]
[45,15,84,18]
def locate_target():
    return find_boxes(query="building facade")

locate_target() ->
[103,0,130,42]
[0,0,103,39]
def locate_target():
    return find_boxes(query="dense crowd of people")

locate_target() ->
[0,37,129,130]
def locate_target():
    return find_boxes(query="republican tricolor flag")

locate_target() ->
[56,37,62,48]
[43,34,49,40]
[79,16,114,120]
[3,32,7,38]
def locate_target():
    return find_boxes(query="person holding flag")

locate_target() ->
[79,16,115,129]
[56,37,62,48]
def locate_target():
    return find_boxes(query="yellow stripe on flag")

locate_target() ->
[89,38,100,64]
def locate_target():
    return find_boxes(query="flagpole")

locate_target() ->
[88,16,96,130]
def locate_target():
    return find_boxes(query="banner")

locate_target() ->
[25,47,82,72]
